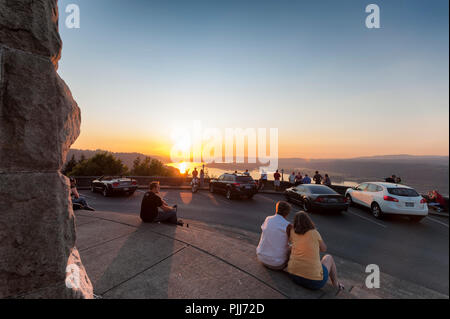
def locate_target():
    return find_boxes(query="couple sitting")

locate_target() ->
[256,201,344,291]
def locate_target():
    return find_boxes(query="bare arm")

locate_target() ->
[319,240,327,253]
[71,187,80,199]
[286,224,293,239]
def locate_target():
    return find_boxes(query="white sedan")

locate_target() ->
[345,182,428,222]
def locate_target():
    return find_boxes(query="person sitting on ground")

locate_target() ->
[289,172,296,185]
[323,174,332,187]
[140,181,183,226]
[70,177,95,211]
[256,201,292,270]
[273,170,281,191]
[427,190,447,212]
[287,212,344,291]
[313,171,323,185]
[302,174,311,184]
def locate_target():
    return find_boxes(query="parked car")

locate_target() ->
[345,182,428,222]
[284,184,349,213]
[91,176,138,197]
[209,173,258,199]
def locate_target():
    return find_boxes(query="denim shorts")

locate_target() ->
[289,264,329,290]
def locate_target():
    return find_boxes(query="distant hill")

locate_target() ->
[66,149,168,169]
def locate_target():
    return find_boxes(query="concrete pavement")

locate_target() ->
[75,210,448,299]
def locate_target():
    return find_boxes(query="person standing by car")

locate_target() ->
[259,171,268,190]
[289,172,296,185]
[323,174,332,187]
[295,172,303,186]
[70,178,95,211]
[302,174,311,184]
[192,168,199,179]
[313,171,323,185]
[274,170,281,191]
[199,169,205,187]
[140,181,183,226]
[287,212,344,291]
[256,201,292,270]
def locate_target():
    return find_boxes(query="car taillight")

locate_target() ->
[384,195,399,202]
[232,183,241,187]
[315,197,324,203]
[420,198,427,204]
[112,182,119,187]
[132,181,137,185]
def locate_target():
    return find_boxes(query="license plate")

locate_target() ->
[124,188,129,191]
[405,202,414,207]
[245,186,252,189]
[329,198,338,203]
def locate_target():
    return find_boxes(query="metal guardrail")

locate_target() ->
[71,176,350,193]
[71,176,448,211]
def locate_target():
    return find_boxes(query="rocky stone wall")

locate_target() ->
[0,0,93,298]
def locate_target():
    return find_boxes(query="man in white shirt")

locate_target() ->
[256,201,292,270]
[289,172,296,185]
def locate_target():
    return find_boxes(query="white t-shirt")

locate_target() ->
[256,214,290,267]
[289,174,296,184]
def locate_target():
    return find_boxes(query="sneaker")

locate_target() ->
[176,219,184,226]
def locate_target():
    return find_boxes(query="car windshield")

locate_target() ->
[387,188,419,197]
[236,176,254,182]
[306,185,337,195]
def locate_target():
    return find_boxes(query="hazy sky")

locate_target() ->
[58,0,449,159]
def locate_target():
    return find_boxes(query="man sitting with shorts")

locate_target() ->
[140,181,183,226]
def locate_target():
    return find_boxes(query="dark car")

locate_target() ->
[209,173,258,199]
[284,184,349,213]
[91,176,138,197]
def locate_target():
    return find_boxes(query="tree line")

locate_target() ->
[62,152,180,177]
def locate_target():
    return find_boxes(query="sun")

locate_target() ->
[178,162,187,174]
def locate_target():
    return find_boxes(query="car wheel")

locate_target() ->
[303,199,311,213]
[209,184,214,193]
[371,203,383,219]
[102,187,109,197]
[346,194,353,206]
[127,191,135,196]
[226,188,233,200]
[409,216,424,223]
[247,194,254,199]
[285,194,291,202]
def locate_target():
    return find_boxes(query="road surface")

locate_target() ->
[79,189,449,295]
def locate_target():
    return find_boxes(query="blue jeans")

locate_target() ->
[154,208,178,224]
[73,197,88,207]
[289,264,329,290]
